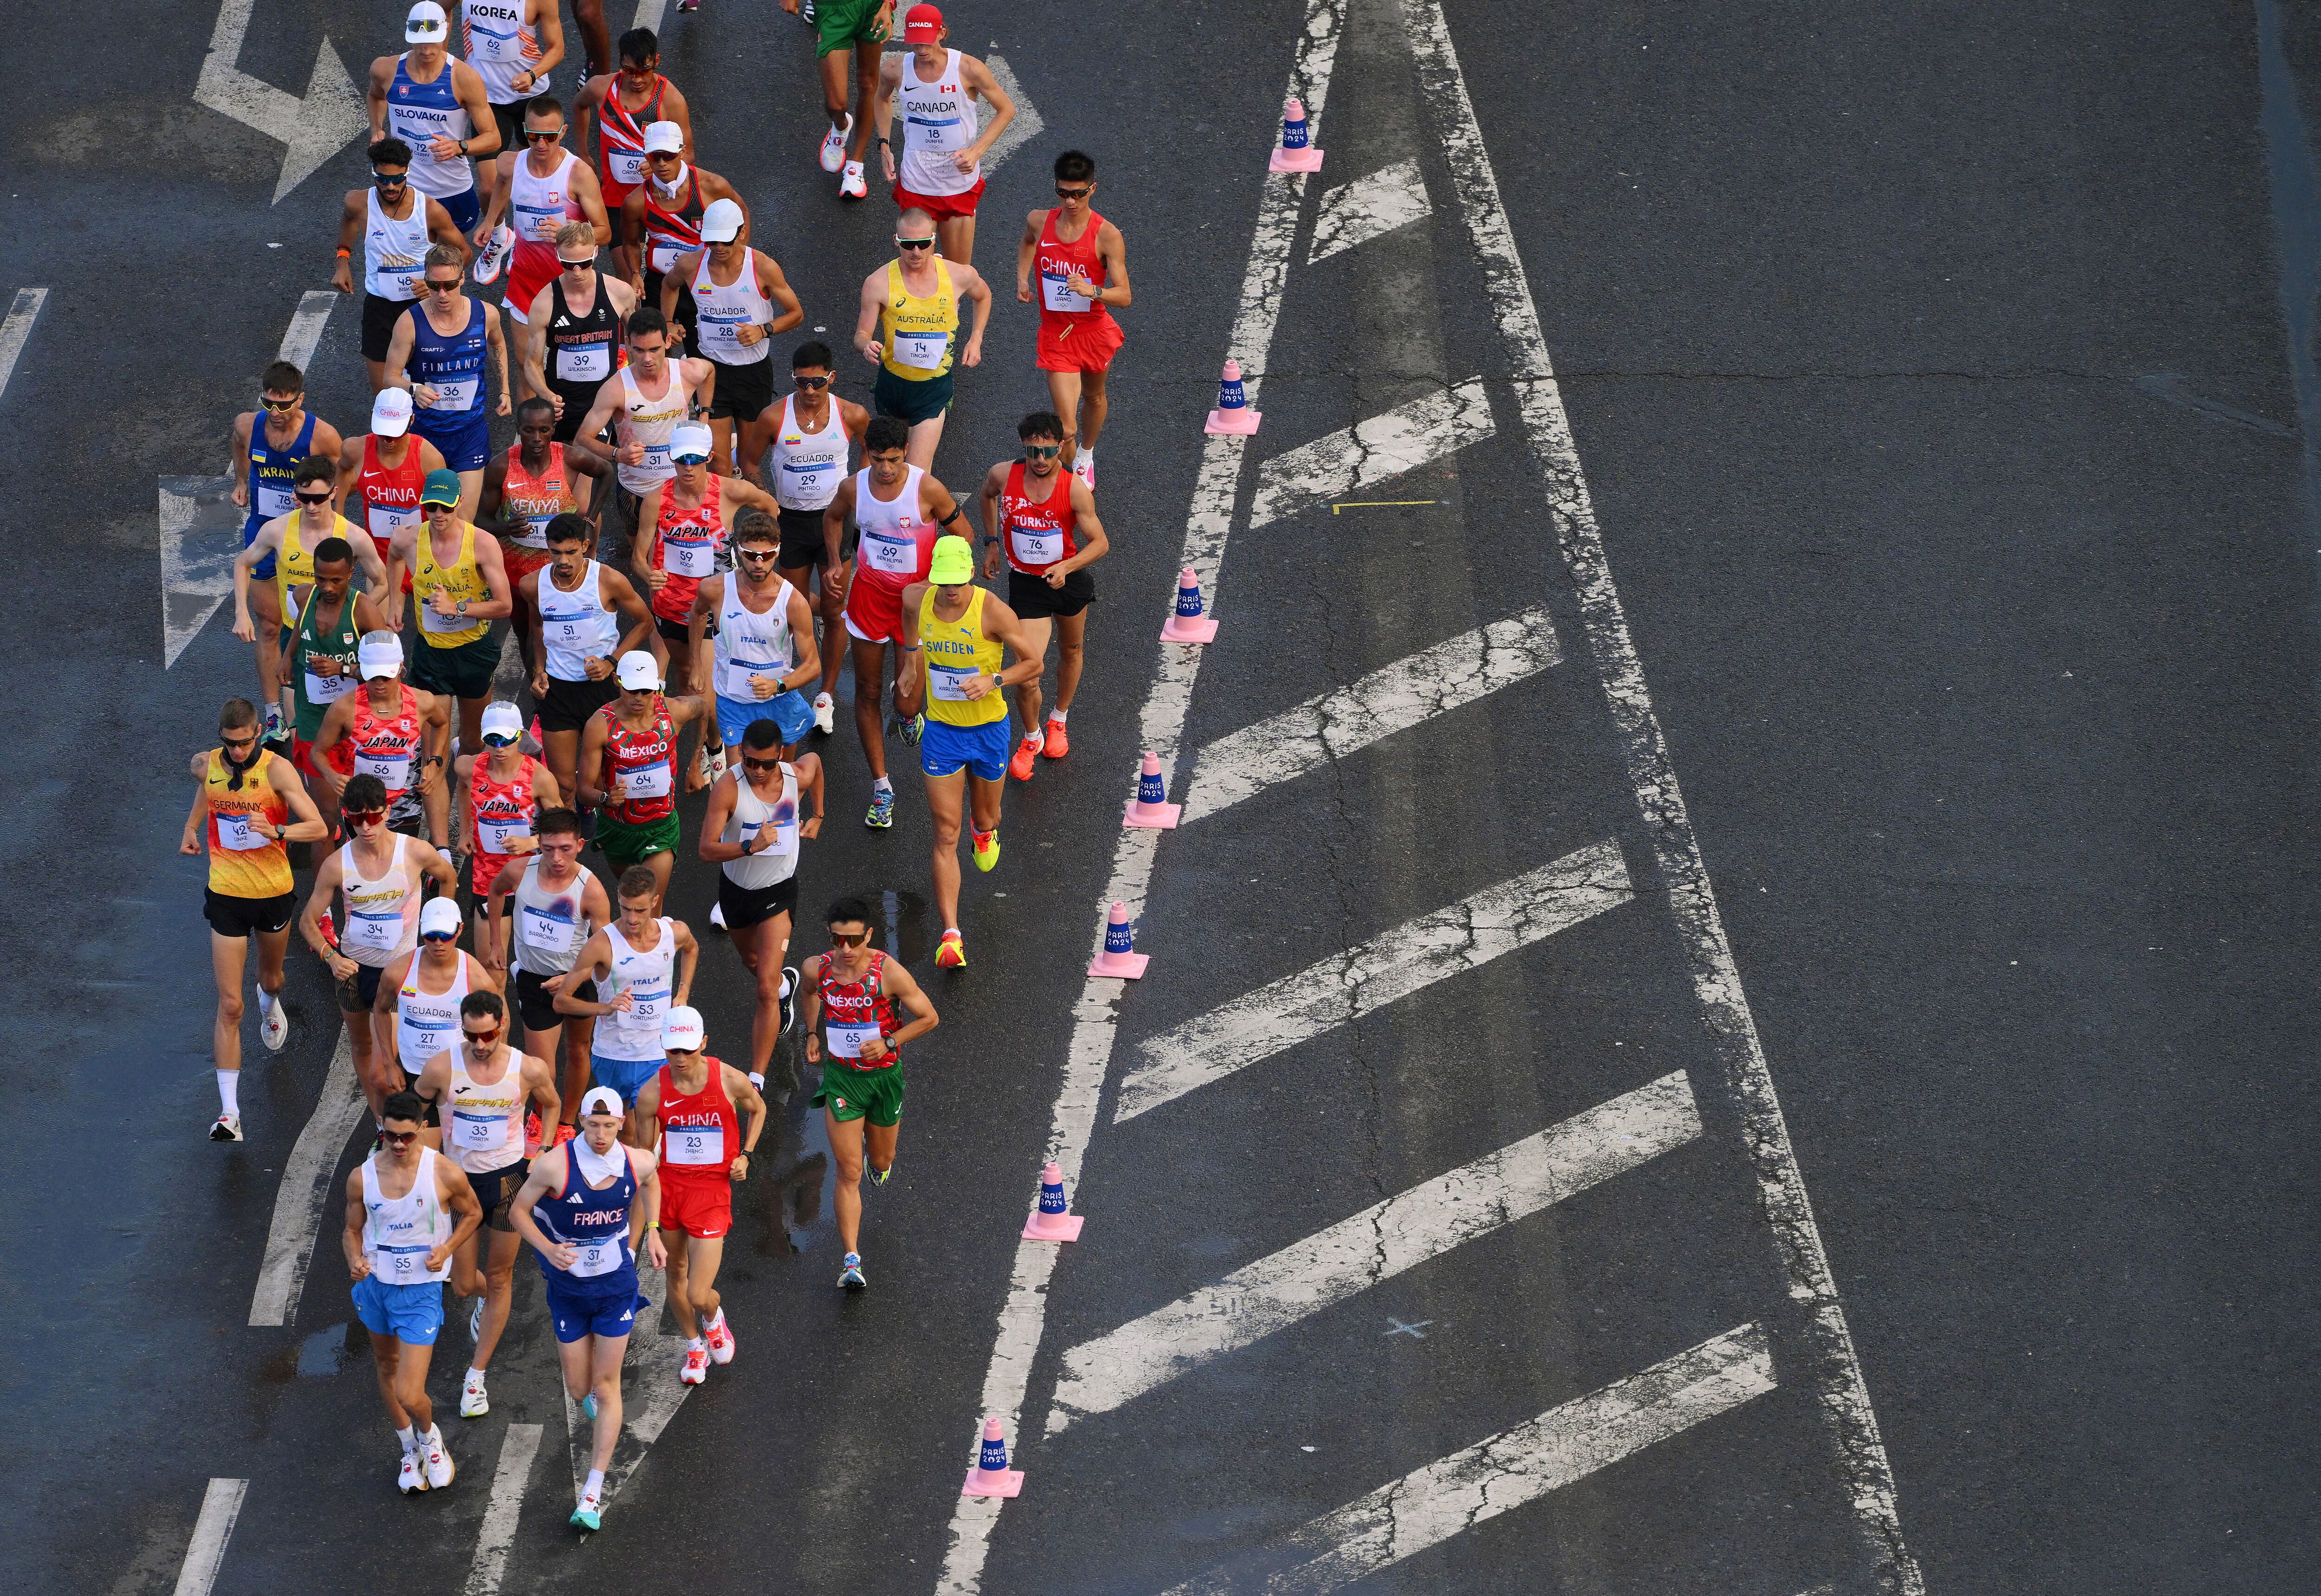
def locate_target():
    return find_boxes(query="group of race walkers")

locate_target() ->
[188,0,1134,1529]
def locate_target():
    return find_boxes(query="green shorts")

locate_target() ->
[873,365,954,426]
[410,630,500,701]
[814,1061,903,1126]
[596,810,680,872]
[816,0,891,57]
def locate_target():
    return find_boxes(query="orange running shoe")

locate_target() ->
[1008,734,1042,781]
[1041,717,1070,758]
[935,929,967,968]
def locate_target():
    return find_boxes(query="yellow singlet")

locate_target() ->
[919,585,1006,727]
[413,519,491,648]
[275,511,359,622]
[205,748,294,899]
[880,258,958,381]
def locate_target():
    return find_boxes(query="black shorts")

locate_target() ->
[336,960,387,1014]
[515,965,597,1033]
[655,612,698,643]
[704,355,775,421]
[488,99,526,156]
[717,871,798,930]
[777,507,848,570]
[204,888,295,938]
[549,378,609,445]
[467,1157,531,1233]
[363,293,418,362]
[643,270,698,350]
[1009,566,1097,620]
[539,673,621,734]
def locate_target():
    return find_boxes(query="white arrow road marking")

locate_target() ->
[464,1423,545,1596]
[1400,0,1923,1584]
[1309,158,1432,265]
[248,1026,366,1326]
[194,0,368,203]
[563,1261,694,1512]
[1050,1072,1700,1433]
[1155,1323,1776,1596]
[1182,606,1559,824]
[0,287,48,404]
[170,1479,249,1596]
[934,0,1347,1587]
[1249,379,1495,530]
[1116,839,1633,1123]
[279,290,337,372]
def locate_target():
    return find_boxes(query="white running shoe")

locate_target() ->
[709,900,727,931]
[680,1344,709,1385]
[260,1001,288,1052]
[398,1448,428,1495]
[812,691,835,734]
[705,743,727,779]
[460,1370,490,1419]
[210,1111,242,1143]
[704,1310,735,1364]
[1073,454,1095,489]
[472,226,512,285]
[839,161,867,200]
[468,1295,486,1344]
[819,114,852,173]
[421,1427,455,1489]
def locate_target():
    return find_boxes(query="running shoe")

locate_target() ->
[865,789,895,829]
[524,1109,543,1157]
[211,1111,242,1143]
[865,1159,892,1189]
[460,1369,489,1419]
[261,701,287,744]
[972,828,1000,872]
[1042,717,1070,758]
[704,742,728,780]
[812,691,836,734]
[421,1428,455,1489]
[472,225,512,285]
[1008,735,1042,781]
[704,1310,735,1364]
[680,1344,709,1384]
[677,0,699,11]
[898,712,923,747]
[1072,455,1095,490]
[800,0,815,21]
[709,900,727,931]
[819,114,853,173]
[935,929,966,968]
[779,966,799,1035]
[468,1295,486,1345]
[553,1122,576,1148]
[839,161,868,201]
[839,1252,866,1289]
[260,1000,288,1052]
[570,1497,602,1532]
[317,906,338,950]
[398,1449,428,1495]
[580,1391,598,1421]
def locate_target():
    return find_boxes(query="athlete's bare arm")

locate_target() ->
[516,0,563,90]
[573,717,613,812]
[553,928,629,1019]
[683,574,721,696]
[424,196,472,264]
[483,857,525,974]
[976,460,1009,579]
[657,251,697,326]
[718,474,778,522]
[467,526,516,619]
[668,918,700,1007]
[875,958,939,1050]
[476,452,516,535]
[373,952,417,1075]
[268,753,331,841]
[921,474,969,540]
[365,56,397,139]
[436,1157,485,1265]
[955,54,1014,168]
[179,757,210,856]
[509,1146,572,1263]
[758,252,804,340]
[382,312,421,397]
[343,1163,375,1279]
[522,1050,562,1125]
[853,271,887,365]
[682,356,716,418]
[478,150,521,239]
[229,412,256,507]
[736,403,780,487]
[532,761,563,809]
[600,566,661,668]
[310,696,357,804]
[231,515,288,640]
[659,83,697,157]
[976,594,1046,696]
[482,304,513,416]
[519,286,556,402]
[953,261,993,368]
[633,1070,662,1124]
[894,583,927,718]
[631,1152,666,1260]
[794,751,826,838]
[798,953,828,1058]
[570,376,627,468]
[617,187,649,290]
[724,1064,768,1176]
[1093,219,1132,308]
[451,60,503,165]
[696,769,742,864]
[820,477,854,600]
[332,189,368,293]
[1055,477,1109,578]
[784,582,821,691]
[1014,208,1046,302]
[407,1044,455,1116]
[569,161,612,246]
[631,483,668,598]
[871,56,904,179]
[302,848,353,973]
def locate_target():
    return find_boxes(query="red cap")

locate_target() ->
[903,3,942,40]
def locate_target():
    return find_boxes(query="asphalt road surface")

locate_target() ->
[6,0,2318,1592]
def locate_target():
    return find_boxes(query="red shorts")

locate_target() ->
[292,737,321,784]
[1037,312,1124,374]
[894,177,985,220]
[658,1174,733,1239]
[843,575,908,646]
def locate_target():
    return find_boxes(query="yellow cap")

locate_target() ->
[928,536,975,585]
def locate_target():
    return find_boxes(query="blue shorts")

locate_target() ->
[873,365,954,425]
[351,1275,445,1345]
[437,185,481,235]
[716,688,814,748]
[921,716,1010,782]
[414,409,492,473]
[242,513,277,581]
[590,1052,661,1105]
[545,1277,645,1343]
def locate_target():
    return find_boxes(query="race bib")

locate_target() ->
[369,501,420,539]
[401,1017,454,1062]
[610,147,647,185]
[422,376,480,410]
[617,985,667,1032]
[1041,268,1093,314]
[1011,527,1063,566]
[256,481,296,520]
[216,813,273,852]
[345,908,403,954]
[718,658,781,700]
[634,443,670,477]
[356,753,413,790]
[929,663,975,701]
[649,240,688,275]
[665,536,714,577]
[304,665,358,705]
[891,326,947,371]
[620,762,672,801]
[480,817,532,854]
[556,342,610,381]
[520,903,584,953]
[379,1246,429,1284]
[453,1109,513,1155]
[825,1021,881,1059]
[568,1231,622,1277]
[420,599,473,633]
[859,527,918,575]
[665,1124,723,1166]
[778,460,833,505]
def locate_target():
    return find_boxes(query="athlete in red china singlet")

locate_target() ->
[1015,149,1130,487]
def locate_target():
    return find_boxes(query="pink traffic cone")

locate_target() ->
[1086,900,1149,979]
[1269,96,1325,173]
[961,1415,1025,1498]
[1160,566,1219,644]
[1123,751,1181,830]
[1023,1161,1086,1241]
[1204,358,1263,436]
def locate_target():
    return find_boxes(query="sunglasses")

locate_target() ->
[295,489,333,504]
[647,150,681,162]
[558,256,595,271]
[830,930,869,947]
[381,1129,421,1147]
[425,278,462,292]
[462,1025,502,1045]
[482,731,519,747]
[737,547,778,562]
[220,731,260,750]
[408,17,443,32]
[895,237,935,251]
[672,452,710,466]
[793,373,830,389]
[1055,185,1093,200]
[260,395,299,410]
[372,170,409,187]
[343,808,386,826]
[525,129,563,143]
[421,929,459,943]
[742,755,784,770]
[1024,444,1060,459]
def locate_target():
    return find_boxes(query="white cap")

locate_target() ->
[642,120,684,154]
[616,650,660,690]
[358,631,402,679]
[371,387,413,437]
[700,198,745,243]
[420,898,463,938]
[480,701,524,743]
[405,1,449,42]
[580,1086,623,1118]
[662,1006,705,1051]
[669,421,714,460]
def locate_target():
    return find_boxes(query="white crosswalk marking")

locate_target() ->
[277,290,335,370]
[463,1423,544,1596]
[0,286,48,405]
[1155,1324,1776,1596]
[248,1026,365,1326]
[1309,158,1432,264]
[170,1478,249,1596]
[1115,839,1633,1123]
[1181,606,1560,824]
[1249,378,1495,530]
[1050,1073,1700,1433]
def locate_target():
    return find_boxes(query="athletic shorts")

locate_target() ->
[515,965,596,1033]
[352,1275,445,1344]
[364,292,421,362]
[716,688,813,747]
[488,99,526,159]
[642,269,698,351]
[549,377,608,445]
[1037,311,1124,373]
[814,1060,903,1126]
[539,673,621,734]
[242,513,277,582]
[920,717,1010,782]
[658,1175,733,1240]
[411,630,501,700]
[776,507,843,569]
[1008,565,1096,620]
[654,611,697,644]
[596,810,679,872]
[717,870,797,931]
[337,960,388,1013]
[545,1276,643,1343]
[843,577,907,646]
[816,0,891,56]
[872,366,953,426]
[466,1157,531,1233]
[437,185,482,236]
[205,888,295,938]
[414,409,492,473]
[893,178,985,220]
[704,355,775,421]
[590,1051,661,1105]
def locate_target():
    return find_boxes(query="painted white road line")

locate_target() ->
[170,1478,249,1596]
[1248,378,1495,530]
[1116,839,1633,1123]
[1051,1072,1700,1432]
[1157,1323,1776,1596]
[982,53,1044,174]
[632,0,668,32]
[464,1423,545,1596]
[1309,158,1432,265]
[564,1261,692,1511]
[278,290,336,369]
[1401,1,1923,1586]
[248,1026,366,1327]
[932,0,1347,1587]
[0,287,48,404]
[1181,606,1559,824]
[194,0,367,203]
